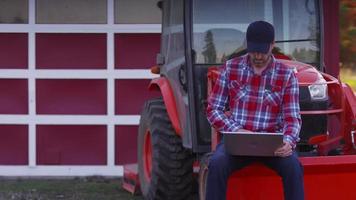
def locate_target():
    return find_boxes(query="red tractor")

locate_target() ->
[123,0,356,199]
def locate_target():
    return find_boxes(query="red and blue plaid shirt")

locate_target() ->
[206,54,301,147]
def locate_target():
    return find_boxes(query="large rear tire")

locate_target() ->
[138,98,194,200]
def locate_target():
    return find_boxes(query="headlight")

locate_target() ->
[308,84,327,100]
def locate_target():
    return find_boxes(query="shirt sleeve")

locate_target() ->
[206,63,242,132]
[282,71,302,148]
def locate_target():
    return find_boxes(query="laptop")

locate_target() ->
[222,131,283,157]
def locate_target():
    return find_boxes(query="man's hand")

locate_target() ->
[274,141,293,157]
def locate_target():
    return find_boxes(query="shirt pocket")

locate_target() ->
[228,80,247,102]
[263,90,282,107]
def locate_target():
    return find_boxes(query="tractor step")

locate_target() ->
[122,164,141,195]
[122,162,200,195]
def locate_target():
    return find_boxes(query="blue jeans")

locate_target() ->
[206,142,304,200]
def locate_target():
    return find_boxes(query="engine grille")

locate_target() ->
[298,86,328,146]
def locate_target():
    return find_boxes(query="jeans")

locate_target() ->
[206,142,304,200]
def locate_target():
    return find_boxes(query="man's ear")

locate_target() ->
[269,42,275,52]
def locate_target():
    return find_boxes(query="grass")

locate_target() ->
[340,68,356,91]
[0,177,143,200]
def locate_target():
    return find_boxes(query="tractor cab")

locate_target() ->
[124,0,356,199]
[158,0,327,154]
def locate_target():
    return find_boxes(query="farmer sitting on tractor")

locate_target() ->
[206,21,305,200]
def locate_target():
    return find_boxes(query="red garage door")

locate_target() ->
[0,0,161,176]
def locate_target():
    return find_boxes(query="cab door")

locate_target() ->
[159,0,195,149]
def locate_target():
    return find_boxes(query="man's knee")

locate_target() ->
[279,156,303,177]
[208,152,230,173]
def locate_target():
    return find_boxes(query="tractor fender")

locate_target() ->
[342,83,356,154]
[343,83,356,120]
[148,77,182,136]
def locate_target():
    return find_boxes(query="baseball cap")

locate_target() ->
[246,21,275,54]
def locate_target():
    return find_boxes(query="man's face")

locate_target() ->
[248,44,274,68]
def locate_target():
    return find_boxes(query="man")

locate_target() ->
[205,21,304,200]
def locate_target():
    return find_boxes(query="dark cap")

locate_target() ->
[246,21,275,54]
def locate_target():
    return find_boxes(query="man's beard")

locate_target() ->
[252,58,267,67]
[252,54,271,67]
[253,59,265,65]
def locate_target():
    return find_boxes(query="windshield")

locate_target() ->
[192,0,320,66]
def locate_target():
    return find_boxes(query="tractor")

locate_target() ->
[123,0,356,199]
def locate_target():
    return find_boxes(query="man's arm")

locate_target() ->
[281,71,302,148]
[206,63,242,132]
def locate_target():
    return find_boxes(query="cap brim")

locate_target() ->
[247,42,270,54]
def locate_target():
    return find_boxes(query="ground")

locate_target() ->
[0,177,143,200]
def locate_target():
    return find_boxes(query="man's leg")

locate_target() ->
[206,142,253,200]
[262,152,304,200]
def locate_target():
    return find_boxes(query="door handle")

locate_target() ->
[178,65,187,91]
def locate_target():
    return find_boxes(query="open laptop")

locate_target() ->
[222,131,283,157]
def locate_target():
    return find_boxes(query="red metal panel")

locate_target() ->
[0,125,28,165]
[36,79,107,114]
[323,0,340,78]
[36,33,107,69]
[227,165,283,200]
[37,125,107,165]
[115,125,138,165]
[122,164,140,195]
[227,155,356,200]
[115,33,160,69]
[0,33,28,69]
[115,79,161,115]
[0,79,28,114]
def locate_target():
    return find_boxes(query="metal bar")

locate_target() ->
[300,109,343,115]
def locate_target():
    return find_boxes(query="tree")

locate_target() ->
[340,0,356,69]
[202,30,217,63]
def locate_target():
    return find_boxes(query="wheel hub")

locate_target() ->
[143,130,152,181]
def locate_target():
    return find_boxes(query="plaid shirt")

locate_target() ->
[206,54,301,147]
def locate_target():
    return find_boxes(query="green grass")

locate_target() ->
[340,68,356,91]
[344,78,356,89]
[0,177,143,200]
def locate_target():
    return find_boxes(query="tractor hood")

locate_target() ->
[278,59,323,84]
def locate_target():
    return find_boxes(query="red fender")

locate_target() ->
[342,83,356,154]
[343,83,356,120]
[149,77,182,136]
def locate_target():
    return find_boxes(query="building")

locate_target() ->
[0,0,339,176]
[0,0,161,176]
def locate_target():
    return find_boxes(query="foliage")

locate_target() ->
[340,0,356,69]
[340,68,356,90]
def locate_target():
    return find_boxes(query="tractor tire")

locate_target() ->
[137,98,195,200]
[198,153,212,200]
